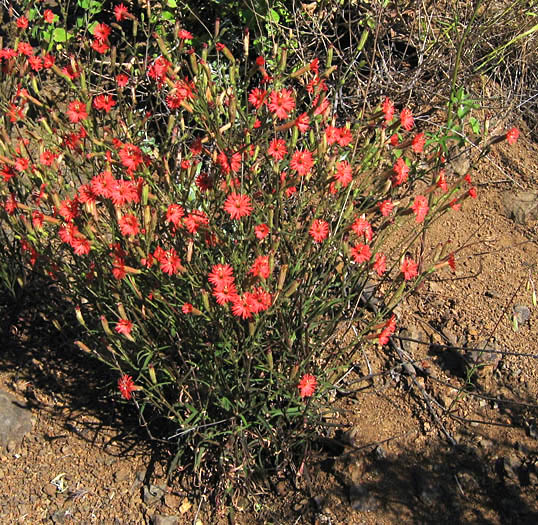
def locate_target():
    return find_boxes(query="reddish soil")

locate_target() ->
[0,129,537,524]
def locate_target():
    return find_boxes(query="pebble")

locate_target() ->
[114,467,130,482]
[513,305,531,324]
[43,483,57,497]
[164,493,181,509]
[0,469,3,480]
[143,483,166,505]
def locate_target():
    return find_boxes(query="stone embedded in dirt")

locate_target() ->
[43,483,57,497]
[502,455,521,481]
[152,514,180,525]
[143,483,167,505]
[0,389,33,451]
[513,305,531,325]
[164,493,181,509]
[502,190,538,225]
[114,467,130,483]
[373,445,387,460]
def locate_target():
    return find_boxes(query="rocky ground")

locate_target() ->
[0,127,537,524]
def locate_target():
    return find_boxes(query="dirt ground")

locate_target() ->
[0,127,537,524]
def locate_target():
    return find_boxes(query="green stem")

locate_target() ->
[447,0,484,123]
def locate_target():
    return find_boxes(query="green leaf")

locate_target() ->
[167,0,178,6]
[53,28,68,42]
[268,9,280,23]
[161,11,175,21]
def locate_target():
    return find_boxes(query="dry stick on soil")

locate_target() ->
[391,336,457,445]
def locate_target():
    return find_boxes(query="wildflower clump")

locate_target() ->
[0,5,510,496]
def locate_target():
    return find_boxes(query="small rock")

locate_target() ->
[441,327,458,347]
[0,469,4,480]
[43,483,57,497]
[276,480,287,496]
[6,440,16,453]
[164,493,181,509]
[502,190,538,225]
[50,509,69,524]
[0,390,33,451]
[513,305,531,325]
[373,445,387,460]
[152,515,179,525]
[143,484,167,506]
[114,467,130,482]
[503,455,521,480]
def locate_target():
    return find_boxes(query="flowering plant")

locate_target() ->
[0,4,514,498]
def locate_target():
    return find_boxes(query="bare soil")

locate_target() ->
[0,129,537,524]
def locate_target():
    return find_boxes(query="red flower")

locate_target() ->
[224,193,253,220]
[93,23,111,42]
[116,74,129,88]
[231,294,254,319]
[254,223,270,240]
[412,132,425,153]
[119,213,139,236]
[209,264,235,290]
[14,157,29,172]
[93,94,116,112]
[351,217,373,242]
[336,127,353,147]
[411,195,429,223]
[436,170,448,192]
[325,125,339,145]
[267,138,287,161]
[44,10,55,23]
[32,211,44,229]
[17,42,33,56]
[468,187,477,199]
[449,198,461,211]
[290,149,314,177]
[178,29,193,40]
[43,54,55,68]
[447,253,456,271]
[115,319,133,336]
[334,160,353,187]
[309,219,329,243]
[249,255,271,279]
[248,87,267,109]
[118,374,136,400]
[268,88,295,120]
[114,3,130,21]
[213,283,238,305]
[400,108,414,131]
[378,199,393,217]
[350,243,371,264]
[182,303,193,314]
[298,374,317,398]
[16,16,29,30]
[295,112,310,133]
[67,100,88,123]
[382,97,395,122]
[28,56,43,71]
[378,315,396,345]
[506,127,519,145]
[72,237,91,256]
[393,157,409,185]
[166,204,185,227]
[401,257,418,280]
[159,248,182,275]
[373,253,386,276]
